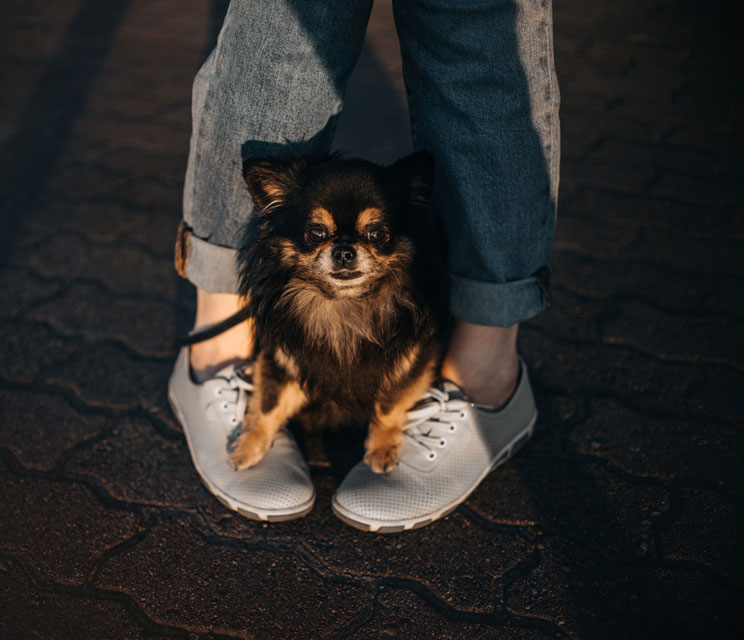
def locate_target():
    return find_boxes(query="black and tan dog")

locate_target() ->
[231,152,447,473]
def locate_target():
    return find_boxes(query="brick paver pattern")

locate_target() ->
[1,0,742,638]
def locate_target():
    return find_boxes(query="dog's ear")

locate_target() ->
[242,157,304,213]
[388,151,436,206]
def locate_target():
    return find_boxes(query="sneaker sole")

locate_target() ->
[168,390,315,522]
[331,411,537,533]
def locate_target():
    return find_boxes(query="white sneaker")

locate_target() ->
[168,347,315,521]
[332,358,537,532]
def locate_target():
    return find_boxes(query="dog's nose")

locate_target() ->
[332,244,356,267]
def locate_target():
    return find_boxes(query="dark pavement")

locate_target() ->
[1,0,742,638]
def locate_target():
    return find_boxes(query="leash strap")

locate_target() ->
[181,306,252,346]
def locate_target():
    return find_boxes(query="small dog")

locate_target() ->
[230,151,447,473]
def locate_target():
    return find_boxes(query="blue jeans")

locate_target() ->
[177,0,560,327]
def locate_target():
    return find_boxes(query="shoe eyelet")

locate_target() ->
[230,416,238,425]
[449,423,457,433]
[438,438,447,448]
[216,388,223,397]
[221,401,229,410]
[427,451,437,461]
[458,411,467,420]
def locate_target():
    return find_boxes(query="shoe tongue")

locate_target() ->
[214,360,253,381]
[437,380,468,401]
[213,363,238,380]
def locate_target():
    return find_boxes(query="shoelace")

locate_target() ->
[212,365,254,429]
[403,387,470,461]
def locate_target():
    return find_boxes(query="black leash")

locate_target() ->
[181,306,252,346]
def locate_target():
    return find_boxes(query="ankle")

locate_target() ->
[189,290,253,383]
[440,320,520,408]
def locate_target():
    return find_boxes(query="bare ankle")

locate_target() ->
[440,320,520,408]
[189,290,253,383]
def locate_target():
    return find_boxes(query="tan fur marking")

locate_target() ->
[276,239,300,266]
[230,357,307,470]
[263,182,286,200]
[356,207,384,233]
[274,345,300,378]
[310,207,336,233]
[364,356,437,473]
[385,344,421,387]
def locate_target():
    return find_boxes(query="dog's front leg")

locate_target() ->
[230,353,307,470]
[364,360,437,474]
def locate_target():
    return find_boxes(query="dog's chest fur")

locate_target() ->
[260,293,430,423]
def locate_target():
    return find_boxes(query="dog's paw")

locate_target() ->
[229,429,271,470]
[364,444,401,474]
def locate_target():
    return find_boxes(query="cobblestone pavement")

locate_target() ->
[1,1,742,638]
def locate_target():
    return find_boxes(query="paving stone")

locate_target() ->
[551,252,732,316]
[348,588,555,640]
[45,344,172,412]
[561,188,744,237]
[559,109,667,148]
[45,162,183,215]
[506,535,626,638]
[464,394,579,528]
[0,557,174,640]
[477,413,670,559]
[0,266,61,320]
[520,330,699,417]
[600,299,744,366]
[66,416,205,509]
[27,233,175,299]
[297,507,529,614]
[118,216,182,259]
[0,389,108,471]
[0,461,141,585]
[683,365,744,427]
[559,158,654,196]
[660,487,744,587]
[29,282,176,358]
[56,149,186,187]
[553,215,638,259]
[665,123,741,153]
[24,197,155,244]
[585,138,730,179]
[526,287,604,343]
[99,0,208,85]
[1,0,80,137]
[649,172,743,209]
[506,536,742,639]
[75,117,191,159]
[557,222,744,277]
[0,319,80,384]
[95,515,370,638]
[569,399,744,499]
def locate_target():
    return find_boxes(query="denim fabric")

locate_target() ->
[181,0,560,327]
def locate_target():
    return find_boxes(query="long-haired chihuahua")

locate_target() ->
[231,151,447,474]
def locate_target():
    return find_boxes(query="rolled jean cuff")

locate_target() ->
[448,271,551,327]
[174,223,240,294]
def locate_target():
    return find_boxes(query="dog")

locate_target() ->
[230,151,447,474]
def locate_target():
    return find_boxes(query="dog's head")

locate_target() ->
[241,152,437,299]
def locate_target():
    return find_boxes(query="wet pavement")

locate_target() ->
[1,0,742,638]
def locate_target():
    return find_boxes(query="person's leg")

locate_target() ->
[332,0,559,531]
[176,0,374,375]
[171,0,374,520]
[189,290,253,382]
[393,0,560,404]
[440,322,519,407]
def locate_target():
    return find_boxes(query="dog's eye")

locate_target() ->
[307,225,328,242]
[365,225,387,243]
